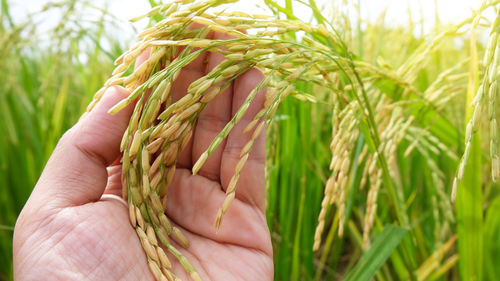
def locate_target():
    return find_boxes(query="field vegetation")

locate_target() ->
[0,0,499,280]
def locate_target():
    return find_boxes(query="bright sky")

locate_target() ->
[9,0,492,40]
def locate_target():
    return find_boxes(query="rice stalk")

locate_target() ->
[82,0,500,280]
[452,9,500,200]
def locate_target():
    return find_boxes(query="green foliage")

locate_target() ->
[484,195,500,280]
[456,23,483,281]
[344,225,408,281]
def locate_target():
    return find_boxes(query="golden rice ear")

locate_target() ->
[84,0,488,279]
[94,1,322,277]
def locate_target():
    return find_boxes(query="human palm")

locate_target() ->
[13,37,273,280]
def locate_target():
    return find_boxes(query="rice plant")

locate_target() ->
[1,0,499,280]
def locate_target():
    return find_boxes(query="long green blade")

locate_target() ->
[344,225,408,281]
[484,195,500,280]
[457,24,483,281]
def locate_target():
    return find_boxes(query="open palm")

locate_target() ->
[13,32,273,281]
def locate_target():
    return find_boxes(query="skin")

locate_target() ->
[13,31,273,281]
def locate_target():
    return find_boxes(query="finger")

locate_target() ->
[135,48,151,71]
[99,53,149,199]
[170,23,211,169]
[165,169,272,255]
[192,32,236,181]
[103,165,123,197]
[30,86,134,208]
[221,68,266,211]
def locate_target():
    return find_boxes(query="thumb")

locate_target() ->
[31,86,133,208]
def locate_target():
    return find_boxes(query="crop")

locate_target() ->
[83,0,500,280]
[1,0,500,280]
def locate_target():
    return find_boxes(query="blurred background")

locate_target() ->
[8,0,487,34]
[1,0,499,281]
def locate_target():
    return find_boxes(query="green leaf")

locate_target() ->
[457,25,483,281]
[484,195,500,280]
[0,225,14,231]
[344,225,408,281]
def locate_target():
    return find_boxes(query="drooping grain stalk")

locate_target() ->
[452,11,500,200]
[84,0,497,279]
[86,1,365,279]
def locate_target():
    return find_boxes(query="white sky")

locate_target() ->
[8,0,493,41]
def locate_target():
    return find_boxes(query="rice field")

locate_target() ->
[1,0,499,280]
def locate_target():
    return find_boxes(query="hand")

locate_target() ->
[13,32,273,281]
